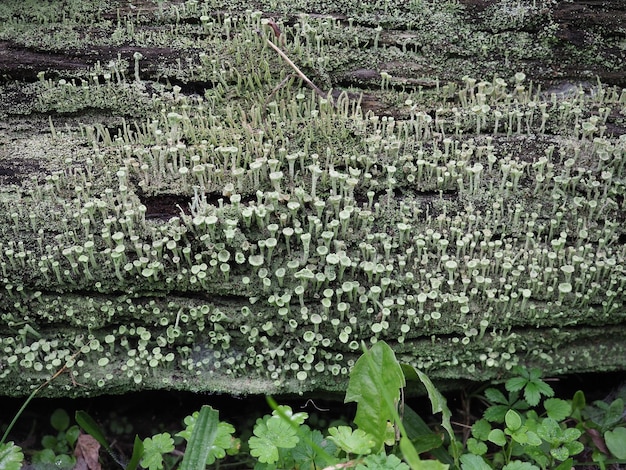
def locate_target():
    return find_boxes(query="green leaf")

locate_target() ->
[140,433,174,470]
[177,408,236,465]
[471,420,491,441]
[399,435,422,470]
[570,391,586,420]
[505,410,522,432]
[75,410,113,453]
[466,438,487,456]
[402,405,455,466]
[459,454,491,470]
[51,409,70,432]
[125,435,143,470]
[356,452,410,470]
[483,405,510,423]
[605,427,626,459]
[550,446,571,461]
[605,399,625,429]
[0,441,24,470]
[554,458,574,470]
[544,398,571,421]
[411,434,445,454]
[345,342,405,450]
[505,377,528,393]
[537,417,562,443]
[327,426,375,455]
[487,429,506,447]
[484,388,508,405]
[249,416,299,464]
[179,405,219,470]
[291,426,338,470]
[523,383,542,407]
[502,460,540,470]
[413,369,455,452]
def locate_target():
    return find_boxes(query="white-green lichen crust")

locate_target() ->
[0,5,625,397]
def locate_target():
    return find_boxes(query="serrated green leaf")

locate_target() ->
[272,405,308,425]
[544,398,571,421]
[483,405,509,423]
[141,433,174,470]
[605,427,626,459]
[505,377,527,393]
[505,410,522,432]
[523,383,542,407]
[413,369,455,451]
[327,426,375,455]
[471,419,491,441]
[484,388,509,405]
[249,416,299,464]
[460,453,491,470]
[0,441,24,470]
[345,342,405,450]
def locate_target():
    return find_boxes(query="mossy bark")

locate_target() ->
[1,0,625,398]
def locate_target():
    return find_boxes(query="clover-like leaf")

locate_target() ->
[327,426,375,455]
[487,429,506,447]
[249,415,299,464]
[505,410,522,432]
[141,433,174,470]
[355,452,410,470]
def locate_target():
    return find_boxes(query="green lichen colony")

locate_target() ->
[0,0,625,397]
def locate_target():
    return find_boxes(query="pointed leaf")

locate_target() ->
[345,342,405,450]
[125,436,143,470]
[484,388,508,405]
[179,405,219,470]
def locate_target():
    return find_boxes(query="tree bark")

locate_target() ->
[0,0,625,398]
